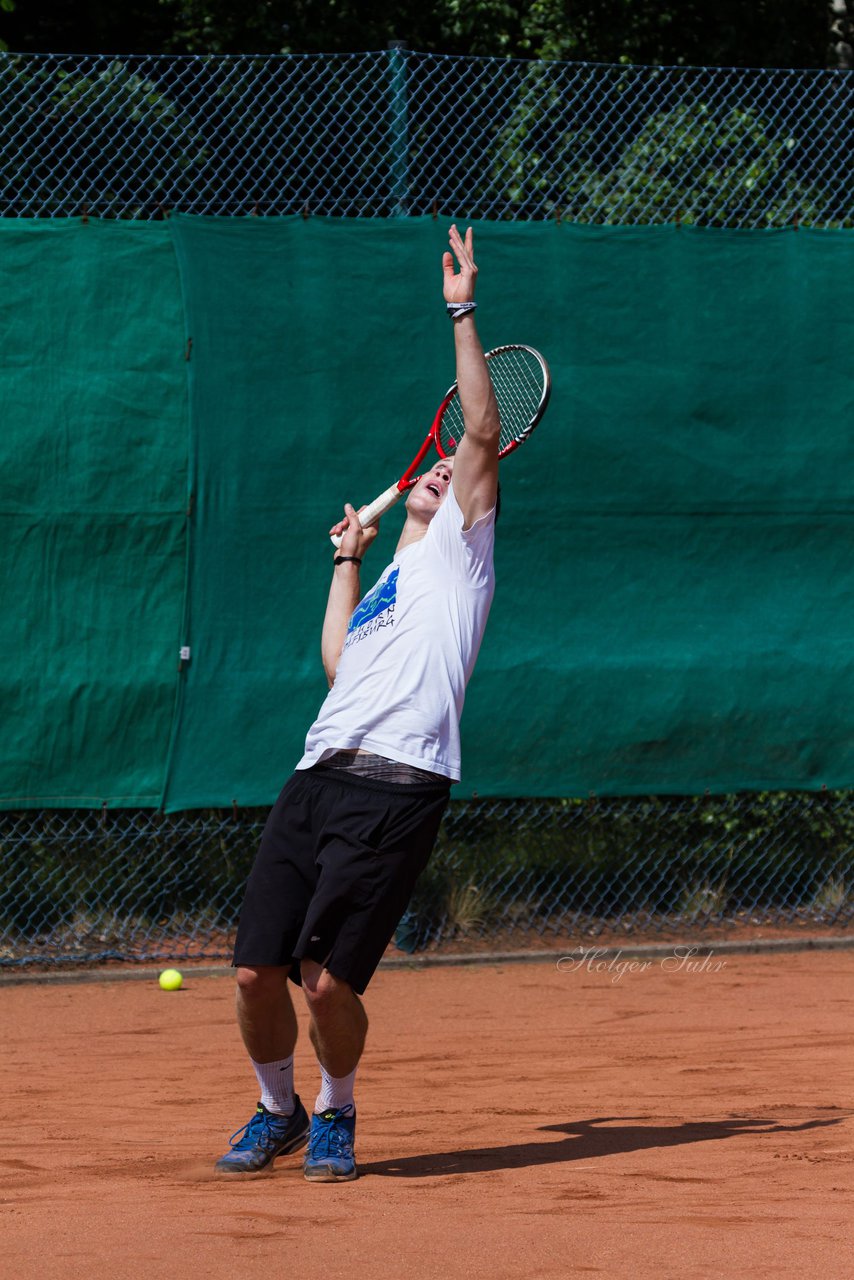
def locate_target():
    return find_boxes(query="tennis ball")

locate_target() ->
[158,968,183,991]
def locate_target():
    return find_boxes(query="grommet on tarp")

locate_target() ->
[302,201,310,220]
[554,206,562,224]
[232,799,239,822]
[156,203,169,220]
[81,204,89,225]
[793,211,800,230]
[432,198,438,220]
[100,800,108,826]
[251,202,260,216]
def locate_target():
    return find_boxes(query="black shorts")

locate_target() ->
[232,766,451,995]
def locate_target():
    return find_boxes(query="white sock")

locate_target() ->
[251,1055,295,1116]
[314,1065,357,1114]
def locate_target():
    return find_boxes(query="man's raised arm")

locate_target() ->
[442,224,500,529]
[321,504,377,687]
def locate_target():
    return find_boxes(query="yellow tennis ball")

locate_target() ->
[158,968,183,991]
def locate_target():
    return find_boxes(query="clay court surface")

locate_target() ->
[3,948,853,1279]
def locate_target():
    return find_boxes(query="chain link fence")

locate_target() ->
[1,50,851,224]
[2,794,853,968]
[3,50,853,967]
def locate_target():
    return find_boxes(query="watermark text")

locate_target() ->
[556,945,727,983]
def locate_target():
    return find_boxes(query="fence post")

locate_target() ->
[387,41,409,216]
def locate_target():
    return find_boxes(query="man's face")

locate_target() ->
[405,458,454,519]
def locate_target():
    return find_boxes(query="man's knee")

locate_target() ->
[301,961,355,1014]
[235,964,289,1003]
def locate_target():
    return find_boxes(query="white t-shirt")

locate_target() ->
[297,480,496,782]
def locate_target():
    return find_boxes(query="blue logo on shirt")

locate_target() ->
[347,567,399,634]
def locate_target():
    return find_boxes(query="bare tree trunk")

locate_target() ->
[829,0,853,67]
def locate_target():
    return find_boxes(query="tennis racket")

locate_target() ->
[330,343,551,547]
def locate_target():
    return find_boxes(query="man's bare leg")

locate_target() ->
[214,965,306,1174]
[300,959,367,1078]
[235,964,298,1061]
[300,959,365,1181]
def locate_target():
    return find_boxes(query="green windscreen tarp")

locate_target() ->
[2,218,853,807]
[0,220,188,807]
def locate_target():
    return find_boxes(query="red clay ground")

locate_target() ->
[2,949,853,1279]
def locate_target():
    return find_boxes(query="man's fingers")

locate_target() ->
[329,510,354,537]
[448,223,474,269]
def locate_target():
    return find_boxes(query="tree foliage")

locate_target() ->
[1,0,833,66]
[484,66,838,226]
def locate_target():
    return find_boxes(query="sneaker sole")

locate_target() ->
[303,1164,358,1183]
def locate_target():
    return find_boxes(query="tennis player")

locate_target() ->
[215,224,499,1182]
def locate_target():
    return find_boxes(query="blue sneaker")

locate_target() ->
[215,1097,309,1175]
[303,1104,357,1182]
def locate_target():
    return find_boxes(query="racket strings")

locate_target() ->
[489,349,548,450]
[438,398,465,456]
[435,345,549,459]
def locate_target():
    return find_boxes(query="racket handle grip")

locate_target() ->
[329,484,405,549]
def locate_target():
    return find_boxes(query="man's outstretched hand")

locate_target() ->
[442,224,477,305]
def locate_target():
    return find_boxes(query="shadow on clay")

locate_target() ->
[357,1113,849,1178]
